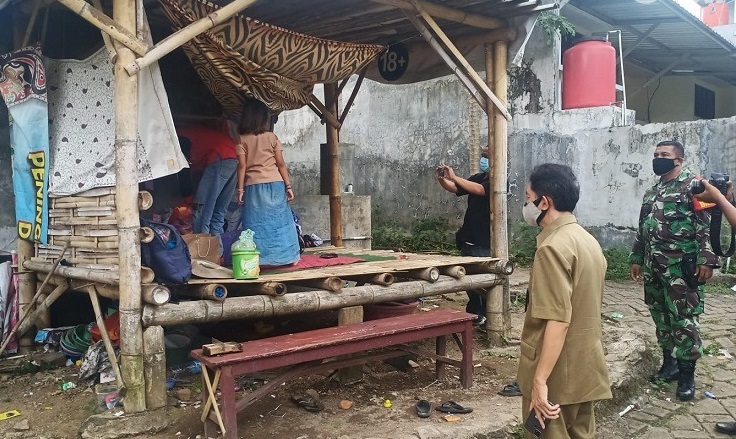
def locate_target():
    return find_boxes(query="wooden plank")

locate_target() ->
[336,305,364,384]
[203,342,243,357]
[192,309,472,367]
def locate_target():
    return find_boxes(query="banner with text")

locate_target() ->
[0,46,49,243]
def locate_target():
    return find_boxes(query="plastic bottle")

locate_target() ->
[171,360,201,375]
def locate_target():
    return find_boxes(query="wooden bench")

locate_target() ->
[191,308,475,439]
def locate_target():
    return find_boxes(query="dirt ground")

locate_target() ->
[0,292,526,439]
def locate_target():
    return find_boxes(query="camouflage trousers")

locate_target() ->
[644,265,703,361]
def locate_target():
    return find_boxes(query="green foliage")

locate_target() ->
[509,220,538,267]
[705,282,734,296]
[511,423,526,439]
[703,341,723,356]
[603,247,631,281]
[538,12,576,44]
[372,218,458,254]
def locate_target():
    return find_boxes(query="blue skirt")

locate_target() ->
[241,181,300,266]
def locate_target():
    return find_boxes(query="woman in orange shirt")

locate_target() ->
[236,99,299,266]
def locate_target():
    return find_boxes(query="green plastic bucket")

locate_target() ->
[232,249,260,279]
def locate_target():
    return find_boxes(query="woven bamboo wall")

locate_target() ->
[34,187,152,270]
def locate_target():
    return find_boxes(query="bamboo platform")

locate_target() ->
[187,251,505,285]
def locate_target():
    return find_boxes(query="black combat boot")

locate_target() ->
[676,359,696,401]
[651,349,679,382]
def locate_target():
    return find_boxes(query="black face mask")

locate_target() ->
[653,157,677,176]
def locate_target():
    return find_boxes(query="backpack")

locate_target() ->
[141,218,192,285]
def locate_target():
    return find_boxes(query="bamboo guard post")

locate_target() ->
[124,0,259,75]
[143,326,167,409]
[440,265,466,279]
[142,273,504,327]
[114,0,145,413]
[178,284,228,301]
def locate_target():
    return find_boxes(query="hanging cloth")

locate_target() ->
[159,0,385,113]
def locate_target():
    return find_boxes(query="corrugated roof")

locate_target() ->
[567,0,736,85]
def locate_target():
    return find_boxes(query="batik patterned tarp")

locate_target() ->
[0,46,50,243]
[45,48,189,196]
[159,0,385,113]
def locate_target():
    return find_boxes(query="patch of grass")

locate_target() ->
[603,247,631,282]
[705,282,734,296]
[704,341,722,356]
[509,220,538,267]
[511,422,526,439]
[372,218,458,254]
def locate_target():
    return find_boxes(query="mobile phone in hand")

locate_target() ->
[524,410,544,438]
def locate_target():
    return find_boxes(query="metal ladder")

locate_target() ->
[607,30,628,125]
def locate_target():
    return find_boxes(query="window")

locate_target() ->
[694,84,715,119]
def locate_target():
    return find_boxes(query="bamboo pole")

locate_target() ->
[324,83,344,247]
[338,67,367,125]
[21,0,41,48]
[143,326,166,409]
[178,284,228,301]
[494,39,512,337]
[0,245,68,356]
[464,259,514,276]
[486,40,511,346]
[87,286,126,393]
[349,273,394,286]
[24,260,155,285]
[402,267,440,282]
[56,0,149,56]
[440,265,465,279]
[371,0,504,30]
[410,1,512,121]
[114,0,145,413]
[124,0,259,75]
[309,94,342,130]
[12,283,68,339]
[142,273,503,326]
[294,277,344,293]
[37,274,169,306]
[15,240,35,353]
[248,281,288,296]
[404,13,487,111]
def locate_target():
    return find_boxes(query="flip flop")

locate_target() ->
[436,401,473,414]
[498,381,522,397]
[416,400,431,418]
[290,394,325,413]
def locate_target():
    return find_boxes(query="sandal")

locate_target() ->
[498,381,522,397]
[290,393,325,413]
[435,401,473,414]
[416,400,431,418]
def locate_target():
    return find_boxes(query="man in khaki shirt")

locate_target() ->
[517,164,612,438]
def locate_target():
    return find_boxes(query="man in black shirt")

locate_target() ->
[435,147,491,326]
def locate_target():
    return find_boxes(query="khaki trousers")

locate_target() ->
[522,398,596,439]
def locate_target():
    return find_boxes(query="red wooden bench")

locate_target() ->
[190,308,475,439]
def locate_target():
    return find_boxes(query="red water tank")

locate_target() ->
[562,38,617,110]
[702,1,731,27]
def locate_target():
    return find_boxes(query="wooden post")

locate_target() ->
[337,306,364,385]
[324,83,343,247]
[15,240,36,353]
[114,0,145,413]
[486,40,510,346]
[143,326,167,409]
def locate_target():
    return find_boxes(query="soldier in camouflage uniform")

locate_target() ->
[630,140,718,402]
